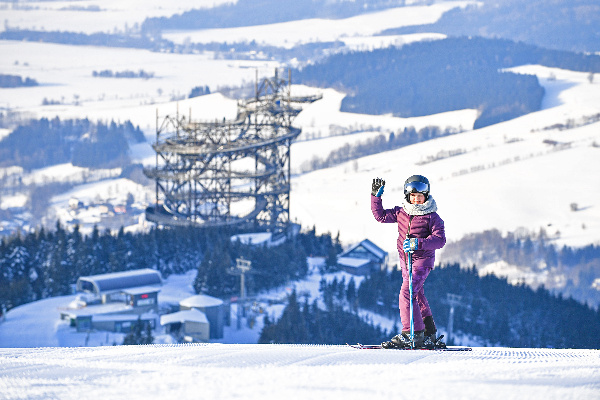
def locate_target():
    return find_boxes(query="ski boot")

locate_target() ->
[381,339,403,349]
[424,334,446,349]
[382,331,424,349]
[423,316,445,349]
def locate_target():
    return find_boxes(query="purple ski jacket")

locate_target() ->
[371,195,446,270]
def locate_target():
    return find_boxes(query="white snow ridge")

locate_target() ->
[1,344,599,400]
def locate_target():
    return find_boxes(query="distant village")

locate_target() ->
[64,195,150,234]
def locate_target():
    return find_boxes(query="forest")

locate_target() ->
[261,263,600,348]
[2,223,599,348]
[259,289,390,345]
[0,74,38,88]
[0,29,169,51]
[355,264,600,349]
[0,224,341,313]
[386,0,600,53]
[189,85,212,98]
[256,261,600,348]
[0,118,145,170]
[441,229,600,307]
[294,37,600,128]
[92,70,155,79]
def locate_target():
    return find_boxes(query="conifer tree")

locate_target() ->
[122,318,153,345]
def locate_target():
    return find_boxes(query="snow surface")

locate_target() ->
[1,344,599,400]
[0,40,275,114]
[0,128,11,140]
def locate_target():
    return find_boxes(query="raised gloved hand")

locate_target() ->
[371,178,385,197]
[403,238,419,253]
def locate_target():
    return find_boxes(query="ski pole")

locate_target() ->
[408,250,414,349]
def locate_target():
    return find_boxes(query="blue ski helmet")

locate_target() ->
[404,175,430,202]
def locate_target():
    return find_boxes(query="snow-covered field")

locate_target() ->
[0,40,275,118]
[2,344,599,400]
[162,2,471,48]
[0,0,234,34]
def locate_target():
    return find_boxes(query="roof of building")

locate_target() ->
[160,309,209,325]
[337,257,371,269]
[77,268,162,295]
[339,239,387,260]
[121,286,161,296]
[180,294,224,309]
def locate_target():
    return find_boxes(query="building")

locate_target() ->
[62,269,163,333]
[179,294,226,339]
[160,294,226,342]
[337,239,388,276]
[76,268,162,302]
[160,309,210,343]
[75,268,162,311]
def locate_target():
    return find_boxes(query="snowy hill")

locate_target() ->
[2,1,599,256]
[1,0,600,350]
[1,344,599,400]
[0,0,233,35]
[292,65,600,259]
[161,1,471,48]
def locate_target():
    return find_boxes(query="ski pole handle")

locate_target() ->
[408,251,414,348]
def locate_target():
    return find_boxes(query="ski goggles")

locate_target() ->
[404,181,429,194]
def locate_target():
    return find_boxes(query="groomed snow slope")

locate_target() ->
[1,344,599,400]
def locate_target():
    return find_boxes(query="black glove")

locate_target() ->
[371,178,385,197]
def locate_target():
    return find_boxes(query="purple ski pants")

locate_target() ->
[399,265,433,332]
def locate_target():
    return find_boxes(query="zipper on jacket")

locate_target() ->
[403,215,415,267]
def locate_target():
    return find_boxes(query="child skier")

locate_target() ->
[371,175,446,349]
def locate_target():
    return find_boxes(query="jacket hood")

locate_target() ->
[402,196,438,216]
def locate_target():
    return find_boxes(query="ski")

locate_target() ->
[347,343,472,351]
